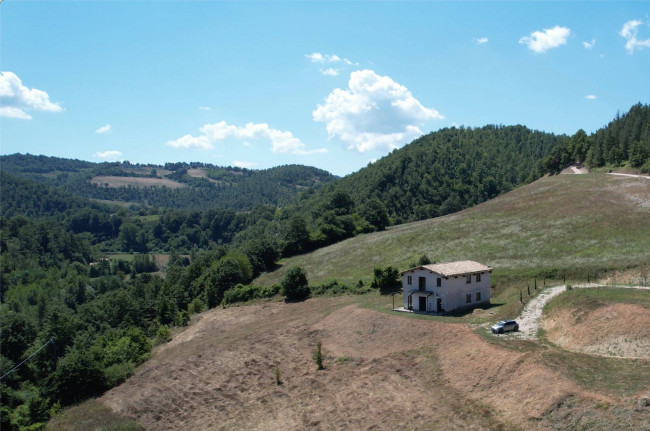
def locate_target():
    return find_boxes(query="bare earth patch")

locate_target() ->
[543,303,650,359]
[98,297,636,430]
[90,176,186,189]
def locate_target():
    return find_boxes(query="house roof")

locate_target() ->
[401,260,491,277]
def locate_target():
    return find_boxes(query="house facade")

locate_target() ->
[401,260,491,313]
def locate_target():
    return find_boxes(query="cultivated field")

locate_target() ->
[90,176,186,189]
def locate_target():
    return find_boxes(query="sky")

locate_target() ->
[1,1,649,177]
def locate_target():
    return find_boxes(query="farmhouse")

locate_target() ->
[401,260,491,313]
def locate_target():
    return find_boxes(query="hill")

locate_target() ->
[287,124,563,225]
[0,154,337,211]
[256,174,650,290]
[50,293,650,431]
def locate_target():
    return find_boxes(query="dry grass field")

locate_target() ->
[50,294,650,430]
[90,176,186,189]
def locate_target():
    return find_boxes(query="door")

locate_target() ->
[418,296,427,311]
[437,297,442,312]
[419,277,426,291]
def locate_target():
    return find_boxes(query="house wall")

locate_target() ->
[402,269,490,312]
[440,273,490,312]
[402,269,444,312]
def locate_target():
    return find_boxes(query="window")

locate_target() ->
[476,273,481,282]
[419,277,426,291]
[436,277,442,287]
[466,294,471,303]
[476,292,481,301]
[466,275,471,284]
[407,276,412,285]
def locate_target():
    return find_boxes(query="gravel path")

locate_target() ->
[512,283,650,340]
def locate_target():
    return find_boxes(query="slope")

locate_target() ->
[86,295,649,431]
[256,174,650,288]
[0,154,336,210]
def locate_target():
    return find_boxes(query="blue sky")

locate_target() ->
[1,1,649,176]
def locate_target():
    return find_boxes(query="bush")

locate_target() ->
[187,298,205,315]
[104,362,136,387]
[281,267,310,302]
[221,284,280,306]
[313,341,324,370]
[370,266,400,294]
[154,325,171,345]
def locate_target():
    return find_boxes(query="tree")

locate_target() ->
[281,266,310,301]
[370,266,400,294]
[359,198,390,231]
[282,216,311,256]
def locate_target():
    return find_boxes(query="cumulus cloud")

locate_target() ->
[620,20,650,54]
[167,121,327,155]
[583,39,596,49]
[585,94,597,100]
[95,124,111,134]
[313,69,442,153]
[233,160,259,169]
[519,25,571,53]
[94,150,122,161]
[321,68,340,76]
[306,52,356,65]
[0,71,63,119]
[473,37,488,45]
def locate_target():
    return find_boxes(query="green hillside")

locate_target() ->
[256,174,650,288]
[0,154,336,211]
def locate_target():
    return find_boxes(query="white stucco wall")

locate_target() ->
[402,268,490,312]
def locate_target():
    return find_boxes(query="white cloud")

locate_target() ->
[473,37,488,45]
[95,124,111,134]
[94,150,122,161]
[233,160,259,169]
[583,39,596,49]
[620,20,650,54]
[306,52,356,65]
[321,68,340,76]
[166,133,214,150]
[313,69,442,153]
[0,71,63,119]
[167,121,327,155]
[198,106,211,111]
[519,25,571,53]
[585,94,597,100]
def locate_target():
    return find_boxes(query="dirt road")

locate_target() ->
[514,283,650,340]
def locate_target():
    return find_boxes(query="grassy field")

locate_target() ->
[90,176,186,189]
[256,174,650,290]
[544,287,650,316]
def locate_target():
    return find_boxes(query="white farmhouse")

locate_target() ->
[401,260,491,313]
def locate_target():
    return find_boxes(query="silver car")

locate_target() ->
[491,320,519,334]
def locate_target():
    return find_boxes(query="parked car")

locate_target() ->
[491,320,519,334]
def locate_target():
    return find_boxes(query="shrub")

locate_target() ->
[313,341,324,370]
[187,298,205,315]
[281,267,310,302]
[104,362,136,387]
[221,284,280,306]
[154,325,171,345]
[370,266,400,294]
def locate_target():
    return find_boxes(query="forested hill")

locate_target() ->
[0,155,337,211]
[542,102,650,173]
[0,171,114,219]
[291,125,564,225]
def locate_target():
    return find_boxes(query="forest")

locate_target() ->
[1,103,649,429]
